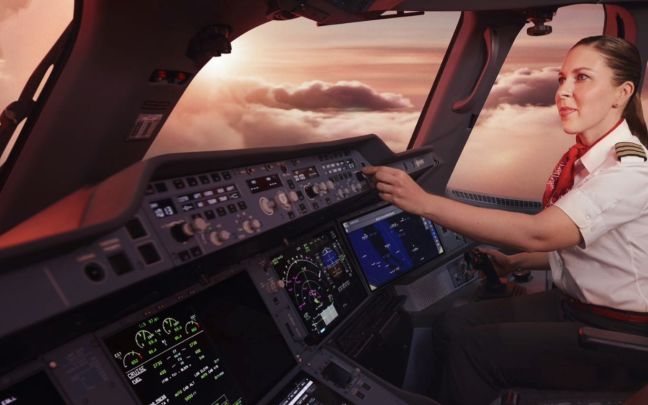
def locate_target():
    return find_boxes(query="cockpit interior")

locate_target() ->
[1,1,648,404]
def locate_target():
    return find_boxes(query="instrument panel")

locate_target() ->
[141,149,372,267]
[0,136,476,405]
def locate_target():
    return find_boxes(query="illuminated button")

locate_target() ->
[259,196,276,215]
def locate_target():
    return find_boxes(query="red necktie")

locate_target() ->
[542,141,589,208]
[543,118,624,208]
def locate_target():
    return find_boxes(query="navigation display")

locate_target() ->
[342,205,444,291]
[103,272,295,405]
[271,228,366,343]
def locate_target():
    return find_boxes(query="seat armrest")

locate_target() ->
[578,326,648,353]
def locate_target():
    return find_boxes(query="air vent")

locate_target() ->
[141,100,171,112]
[447,188,542,213]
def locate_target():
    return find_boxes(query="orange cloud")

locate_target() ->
[485,67,560,108]
[245,80,413,111]
[449,104,572,200]
[147,78,417,158]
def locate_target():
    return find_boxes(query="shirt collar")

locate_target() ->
[580,119,633,174]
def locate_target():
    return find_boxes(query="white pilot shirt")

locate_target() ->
[549,120,648,312]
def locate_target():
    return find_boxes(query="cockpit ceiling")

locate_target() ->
[391,0,633,11]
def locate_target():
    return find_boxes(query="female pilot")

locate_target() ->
[363,35,648,404]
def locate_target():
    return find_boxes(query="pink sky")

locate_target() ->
[2,2,638,200]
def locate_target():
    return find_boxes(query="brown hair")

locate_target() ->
[573,35,648,147]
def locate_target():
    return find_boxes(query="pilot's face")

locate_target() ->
[556,45,625,142]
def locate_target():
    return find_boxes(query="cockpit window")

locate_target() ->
[448,5,606,201]
[0,0,73,165]
[148,13,460,157]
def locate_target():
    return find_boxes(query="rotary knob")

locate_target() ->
[242,220,254,234]
[275,192,291,210]
[192,216,209,232]
[251,219,262,230]
[318,182,328,194]
[259,196,276,215]
[326,180,335,190]
[170,221,194,243]
[243,218,263,234]
[288,191,299,202]
[209,230,231,246]
[304,184,319,199]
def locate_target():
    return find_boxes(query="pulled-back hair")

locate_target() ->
[573,35,648,147]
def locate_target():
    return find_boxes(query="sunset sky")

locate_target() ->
[1,1,643,200]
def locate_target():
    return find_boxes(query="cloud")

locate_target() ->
[484,67,559,109]
[147,78,417,158]
[448,103,573,200]
[245,80,413,111]
[0,0,31,24]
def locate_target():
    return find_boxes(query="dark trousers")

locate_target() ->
[432,289,648,405]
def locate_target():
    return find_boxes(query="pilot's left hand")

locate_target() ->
[362,166,428,216]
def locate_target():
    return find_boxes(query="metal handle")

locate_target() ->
[452,27,499,113]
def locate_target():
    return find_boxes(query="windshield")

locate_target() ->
[147,12,460,157]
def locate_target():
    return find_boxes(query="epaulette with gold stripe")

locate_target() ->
[615,142,647,162]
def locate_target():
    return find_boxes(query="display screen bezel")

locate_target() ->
[339,203,445,293]
[268,225,368,345]
[98,270,296,405]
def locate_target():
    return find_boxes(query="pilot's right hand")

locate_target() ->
[476,247,516,277]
